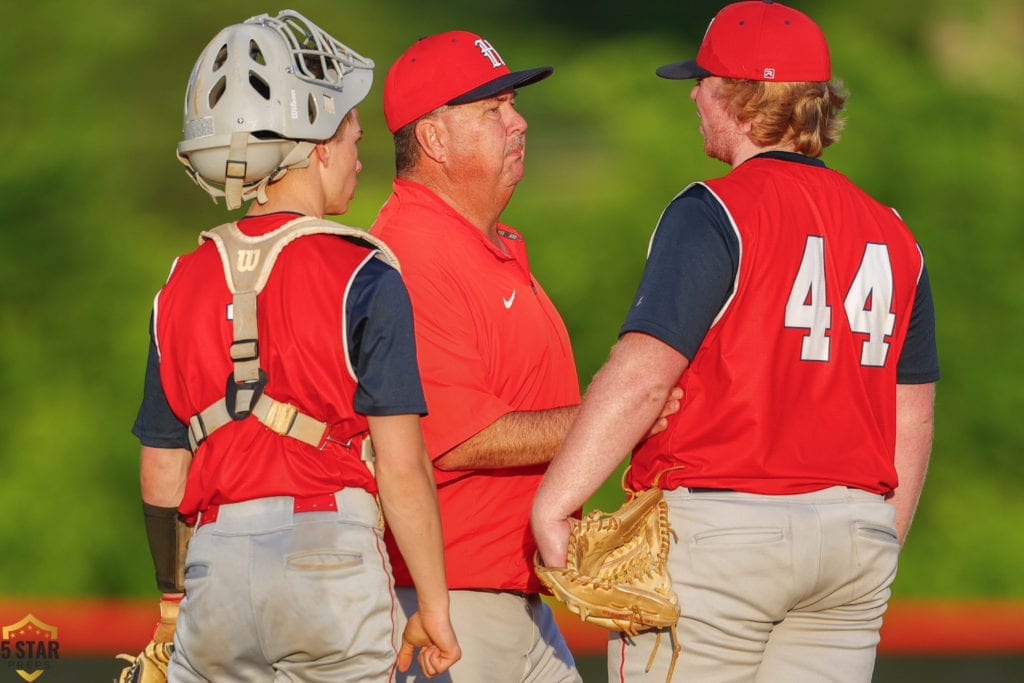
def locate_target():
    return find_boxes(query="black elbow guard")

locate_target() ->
[143,503,193,593]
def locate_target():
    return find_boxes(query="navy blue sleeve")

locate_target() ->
[346,257,428,416]
[620,185,739,360]
[132,316,190,449]
[896,262,940,384]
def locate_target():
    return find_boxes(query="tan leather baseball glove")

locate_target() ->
[535,486,680,678]
[115,641,173,683]
[114,597,178,683]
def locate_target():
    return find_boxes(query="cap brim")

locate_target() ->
[448,66,554,105]
[656,59,711,80]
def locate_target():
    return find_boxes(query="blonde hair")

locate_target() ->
[717,79,848,158]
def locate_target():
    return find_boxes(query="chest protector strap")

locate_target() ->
[186,216,400,457]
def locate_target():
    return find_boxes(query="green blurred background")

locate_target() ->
[1,0,1021,606]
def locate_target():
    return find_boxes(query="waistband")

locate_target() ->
[671,485,885,503]
[196,488,380,533]
[460,588,538,600]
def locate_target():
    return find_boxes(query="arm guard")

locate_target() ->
[143,503,192,593]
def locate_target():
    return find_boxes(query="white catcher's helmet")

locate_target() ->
[177,10,374,209]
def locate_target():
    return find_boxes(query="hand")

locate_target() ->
[398,609,461,677]
[645,387,683,438]
[153,594,183,643]
[532,515,573,569]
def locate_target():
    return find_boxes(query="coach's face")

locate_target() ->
[438,90,528,200]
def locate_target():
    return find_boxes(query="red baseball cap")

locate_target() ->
[657,0,830,82]
[383,30,553,133]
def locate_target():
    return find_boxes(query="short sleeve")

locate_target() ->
[620,185,739,359]
[132,317,190,449]
[896,261,940,384]
[346,258,428,416]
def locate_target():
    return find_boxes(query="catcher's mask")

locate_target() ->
[176,10,374,209]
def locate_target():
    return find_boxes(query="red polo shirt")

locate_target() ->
[372,179,580,591]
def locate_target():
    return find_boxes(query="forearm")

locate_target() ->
[369,415,450,613]
[139,446,192,595]
[889,382,936,545]
[140,446,191,507]
[535,334,686,519]
[434,405,578,471]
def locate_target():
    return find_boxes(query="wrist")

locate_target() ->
[415,593,451,615]
[152,595,179,644]
[159,595,182,622]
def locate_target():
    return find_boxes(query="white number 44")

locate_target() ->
[784,235,896,367]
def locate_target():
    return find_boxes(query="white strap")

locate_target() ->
[188,393,329,452]
[223,131,250,210]
[186,217,396,460]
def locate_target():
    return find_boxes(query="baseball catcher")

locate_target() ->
[124,7,459,680]
[535,485,680,680]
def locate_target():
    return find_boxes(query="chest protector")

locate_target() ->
[186,217,400,466]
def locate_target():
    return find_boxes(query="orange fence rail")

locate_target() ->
[555,599,1024,656]
[2,597,1023,656]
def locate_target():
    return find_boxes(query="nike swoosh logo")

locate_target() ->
[503,290,516,309]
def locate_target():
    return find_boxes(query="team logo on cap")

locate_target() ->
[763,68,776,79]
[474,39,505,68]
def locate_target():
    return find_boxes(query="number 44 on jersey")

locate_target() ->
[785,235,896,367]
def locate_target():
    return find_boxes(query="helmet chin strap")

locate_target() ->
[223,132,251,210]
[178,134,317,210]
[225,135,316,209]
[254,141,316,205]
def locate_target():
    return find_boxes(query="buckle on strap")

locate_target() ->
[230,339,259,362]
[188,399,233,452]
[225,158,247,181]
[225,368,267,420]
[188,412,207,452]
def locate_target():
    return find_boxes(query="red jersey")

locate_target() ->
[154,214,381,517]
[628,157,926,495]
[372,179,580,591]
